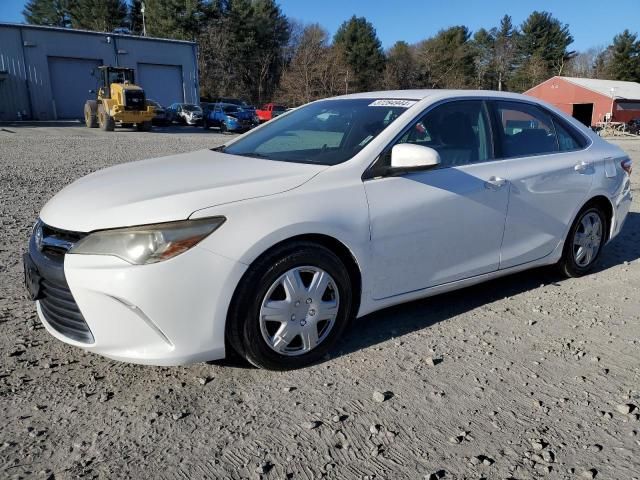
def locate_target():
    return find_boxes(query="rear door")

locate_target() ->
[491,100,597,269]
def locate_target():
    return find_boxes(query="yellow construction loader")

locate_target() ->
[84,66,155,131]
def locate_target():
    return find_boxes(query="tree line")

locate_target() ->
[23,0,640,106]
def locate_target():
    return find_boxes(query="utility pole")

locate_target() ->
[609,87,616,122]
[141,2,147,37]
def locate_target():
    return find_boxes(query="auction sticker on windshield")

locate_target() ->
[368,99,417,108]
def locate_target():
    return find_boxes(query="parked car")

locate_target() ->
[203,103,259,132]
[24,90,632,370]
[627,118,640,136]
[146,99,169,125]
[166,103,203,125]
[209,97,255,113]
[256,103,287,122]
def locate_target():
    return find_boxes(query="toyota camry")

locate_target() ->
[24,90,632,370]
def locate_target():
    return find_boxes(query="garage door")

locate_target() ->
[137,63,184,107]
[48,57,102,119]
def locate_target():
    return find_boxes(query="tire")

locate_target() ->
[84,101,98,128]
[137,121,152,132]
[558,204,607,277]
[98,105,115,132]
[220,122,227,134]
[202,119,209,130]
[227,242,353,370]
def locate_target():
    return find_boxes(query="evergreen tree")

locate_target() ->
[333,16,385,92]
[415,26,476,89]
[23,0,73,27]
[472,28,495,89]
[513,11,574,90]
[144,0,211,40]
[129,0,144,35]
[383,41,418,89]
[70,0,127,32]
[493,15,517,91]
[608,30,640,81]
[198,0,289,103]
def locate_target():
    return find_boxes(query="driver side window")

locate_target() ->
[379,100,493,170]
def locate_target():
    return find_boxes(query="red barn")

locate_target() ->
[524,76,640,127]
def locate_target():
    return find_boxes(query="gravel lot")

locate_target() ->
[1,124,639,480]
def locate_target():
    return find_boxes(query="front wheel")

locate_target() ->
[98,105,114,132]
[227,243,353,370]
[558,205,607,277]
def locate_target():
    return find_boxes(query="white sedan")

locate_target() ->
[24,90,632,370]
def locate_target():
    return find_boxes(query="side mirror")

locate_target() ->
[391,144,441,171]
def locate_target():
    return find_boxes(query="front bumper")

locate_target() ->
[27,226,247,365]
[112,107,155,123]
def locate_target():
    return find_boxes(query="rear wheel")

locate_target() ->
[558,205,607,277]
[227,242,353,370]
[220,122,227,134]
[84,101,98,128]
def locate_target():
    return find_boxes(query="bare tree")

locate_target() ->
[565,46,607,78]
[278,24,351,105]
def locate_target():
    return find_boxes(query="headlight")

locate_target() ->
[68,217,225,265]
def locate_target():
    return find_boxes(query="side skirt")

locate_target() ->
[357,242,564,318]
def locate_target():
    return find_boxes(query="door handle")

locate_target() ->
[574,161,590,173]
[484,176,507,190]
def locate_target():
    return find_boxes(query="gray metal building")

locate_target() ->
[0,23,199,121]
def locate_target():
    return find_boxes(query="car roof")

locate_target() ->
[333,89,536,102]
[213,102,240,108]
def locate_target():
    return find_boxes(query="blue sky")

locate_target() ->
[1,0,638,52]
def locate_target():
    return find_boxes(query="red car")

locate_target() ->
[256,103,287,122]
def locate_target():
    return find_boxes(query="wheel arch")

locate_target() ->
[224,233,363,345]
[582,194,614,242]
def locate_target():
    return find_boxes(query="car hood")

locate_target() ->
[40,149,327,232]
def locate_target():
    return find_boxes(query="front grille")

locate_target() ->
[123,89,146,111]
[41,223,86,258]
[39,276,94,344]
[29,222,94,344]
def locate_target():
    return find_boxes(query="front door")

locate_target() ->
[364,100,510,300]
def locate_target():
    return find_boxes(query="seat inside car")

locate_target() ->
[432,111,479,167]
[504,128,556,157]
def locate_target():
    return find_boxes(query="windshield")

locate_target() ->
[183,104,202,112]
[273,105,286,112]
[222,99,413,165]
[221,98,250,107]
[223,105,241,113]
[107,69,134,84]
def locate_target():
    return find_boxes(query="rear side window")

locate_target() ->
[494,101,558,158]
[551,116,588,152]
